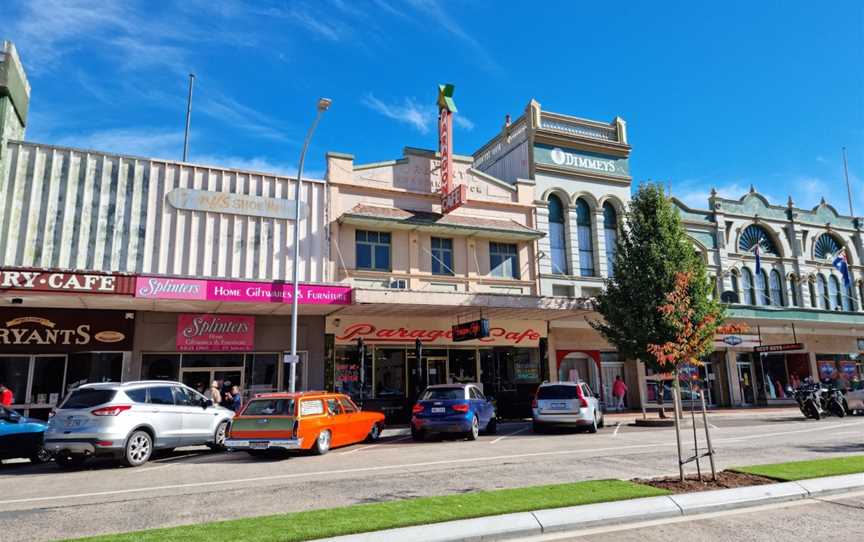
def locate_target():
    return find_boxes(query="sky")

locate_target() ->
[2,0,863,213]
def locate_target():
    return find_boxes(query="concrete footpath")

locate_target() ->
[319,473,864,542]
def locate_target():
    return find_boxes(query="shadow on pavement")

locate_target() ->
[798,443,864,454]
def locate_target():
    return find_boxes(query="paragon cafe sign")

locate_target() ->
[438,83,467,214]
[0,309,135,352]
[329,317,546,347]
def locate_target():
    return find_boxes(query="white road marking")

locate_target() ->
[490,427,529,444]
[341,435,414,454]
[613,422,622,436]
[127,464,176,474]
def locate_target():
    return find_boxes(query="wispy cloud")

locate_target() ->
[54,128,185,160]
[454,114,475,131]
[362,94,435,134]
[193,154,302,177]
[197,93,295,143]
[286,9,344,42]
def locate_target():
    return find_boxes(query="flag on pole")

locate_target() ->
[832,248,851,286]
[753,239,762,275]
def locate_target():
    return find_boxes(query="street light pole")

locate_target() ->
[289,97,332,393]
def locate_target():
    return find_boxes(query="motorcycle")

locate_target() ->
[821,384,847,418]
[793,383,823,420]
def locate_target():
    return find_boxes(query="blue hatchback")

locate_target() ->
[0,405,50,463]
[411,384,497,441]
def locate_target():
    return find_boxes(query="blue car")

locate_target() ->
[411,384,497,441]
[0,406,51,464]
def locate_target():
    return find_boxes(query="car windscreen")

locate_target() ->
[61,389,118,409]
[421,388,464,400]
[243,399,295,416]
[537,385,579,400]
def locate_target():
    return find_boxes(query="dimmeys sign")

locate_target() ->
[0,309,134,352]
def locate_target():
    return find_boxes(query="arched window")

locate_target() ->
[576,199,595,276]
[814,234,843,261]
[818,274,830,309]
[755,269,770,305]
[548,195,568,275]
[738,224,779,255]
[828,275,842,310]
[741,267,755,305]
[603,203,618,278]
[769,270,784,306]
[730,271,740,301]
[843,282,854,311]
[788,277,799,307]
[809,279,818,309]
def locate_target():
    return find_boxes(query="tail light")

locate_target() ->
[91,405,132,416]
[576,387,589,408]
[412,404,424,414]
[452,404,470,413]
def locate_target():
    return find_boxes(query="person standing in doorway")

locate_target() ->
[207,380,221,404]
[0,383,12,406]
[612,376,628,411]
[230,385,243,413]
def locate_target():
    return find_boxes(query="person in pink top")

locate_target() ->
[612,376,627,411]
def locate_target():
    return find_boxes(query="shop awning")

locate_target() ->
[338,204,545,241]
[334,288,594,322]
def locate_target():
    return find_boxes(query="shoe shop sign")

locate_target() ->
[0,309,135,352]
[0,268,135,295]
[167,188,306,220]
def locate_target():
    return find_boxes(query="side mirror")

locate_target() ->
[203,399,213,409]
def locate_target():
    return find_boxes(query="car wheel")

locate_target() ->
[587,414,598,434]
[410,425,425,441]
[312,430,331,455]
[56,454,86,469]
[366,423,382,443]
[597,411,605,428]
[208,420,229,451]
[30,447,52,464]
[467,416,480,441]
[122,430,153,467]
[485,417,498,435]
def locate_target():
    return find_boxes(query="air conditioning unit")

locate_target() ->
[387,278,408,289]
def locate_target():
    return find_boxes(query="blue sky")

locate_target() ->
[3,0,863,212]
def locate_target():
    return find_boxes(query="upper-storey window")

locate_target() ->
[755,269,771,305]
[548,195,568,275]
[828,275,842,310]
[603,203,618,278]
[788,276,800,306]
[741,267,755,305]
[490,242,519,279]
[356,230,391,271]
[814,233,843,261]
[575,199,595,277]
[431,237,454,276]
[730,270,740,301]
[843,282,854,311]
[818,274,830,309]
[769,269,784,307]
[738,224,779,256]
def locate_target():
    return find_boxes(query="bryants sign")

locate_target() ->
[0,309,134,352]
[331,317,544,347]
[177,314,255,352]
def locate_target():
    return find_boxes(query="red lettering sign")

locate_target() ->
[335,322,541,346]
[0,268,134,295]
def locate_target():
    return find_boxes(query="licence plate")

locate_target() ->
[550,402,568,410]
[431,407,445,413]
[250,441,269,450]
[63,418,83,427]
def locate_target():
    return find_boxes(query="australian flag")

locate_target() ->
[833,249,851,286]
[753,241,761,275]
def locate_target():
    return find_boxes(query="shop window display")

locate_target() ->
[66,353,123,391]
[375,349,406,398]
[817,354,861,390]
[449,349,478,383]
[142,354,181,381]
[247,353,279,395]
[758,354,789,399]
[334,345,372,402]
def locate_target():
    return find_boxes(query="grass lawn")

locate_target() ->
[73,480,668,542]
[733,455,864,481]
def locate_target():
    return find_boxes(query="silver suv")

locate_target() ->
[532,381,604,433]
[45,381,235,468]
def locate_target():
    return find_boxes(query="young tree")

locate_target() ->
[591,183,714,417]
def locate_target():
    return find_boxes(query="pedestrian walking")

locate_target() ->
[230,385,243,413]
[0,383,13,406]
[612,376,628,411]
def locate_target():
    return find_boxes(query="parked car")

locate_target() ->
[45,381,235,468]
[226,392,384,456]
[532,381,604,433]
[410,384,496,441]
[0,405,51,464]
[845,387,864,414]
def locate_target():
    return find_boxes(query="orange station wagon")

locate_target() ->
[225,392,385,455]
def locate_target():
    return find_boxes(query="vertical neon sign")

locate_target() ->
[438,83,466,214]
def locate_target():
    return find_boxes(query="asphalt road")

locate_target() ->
[546,490,864,542]
[1,409,863,542]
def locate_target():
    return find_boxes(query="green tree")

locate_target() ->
[591,183,720,416]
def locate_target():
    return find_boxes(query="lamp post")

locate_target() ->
[288,97,332,393]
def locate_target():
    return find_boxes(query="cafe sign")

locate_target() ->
[0,269,135,295]
[167,188,306,220]
[0,309,134,352]
[177,314,255,352]
[328,317,546,347]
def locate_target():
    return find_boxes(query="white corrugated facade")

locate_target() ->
[0,141,327,282]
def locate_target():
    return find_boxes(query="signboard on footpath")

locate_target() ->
[328,316,546,347]
[176,314,255,352]
[0,269,135,295]
[0,308,134,353]
[135,276,352,305]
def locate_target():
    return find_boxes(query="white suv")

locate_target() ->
[532,381,604,433]
[45,381,235,468]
